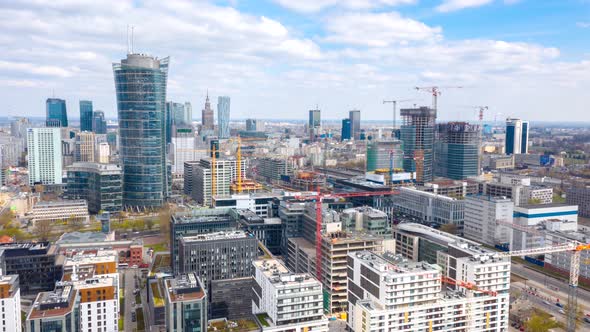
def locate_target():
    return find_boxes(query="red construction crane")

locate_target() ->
[294,190,398,283]
[415,86,463,110]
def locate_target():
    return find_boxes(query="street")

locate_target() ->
[123,269,137,331]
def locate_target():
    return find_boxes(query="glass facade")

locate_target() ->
[505,123,515,155]
[92,110,107,134]
[46,98,68,127]
[65,163,123,214]
[341,118,351,140]
[113,54,169,209]
[217,96,230,139]
[400,107,436,183]
[79,100,93,132]
[521,121,529,154]
[349,110,361,140]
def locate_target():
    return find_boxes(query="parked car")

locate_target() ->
[556,302,564,308]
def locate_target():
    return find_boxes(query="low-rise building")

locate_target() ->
[235,209,284,255]
[30,200,89,225]
[164,273,208,332]
[213,193,276,218]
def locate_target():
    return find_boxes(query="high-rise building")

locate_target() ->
[92,110,107,134]
[186,157,246,206]
[74,131,95,162]
[464,195,513,246]
[258,157,294,182]
[566,184,590,218]
[113,53,169,209]
[184,101,192,124]
[0,275,22,332]
[366,139,403,172]
[97,142,110,163]
[217,96,231,139]
[308,109,321,140]
[65,162,123,214]
[163,273,208,332]
[341,118,351,140]
[434,122,481,180]
[400,107,436,183]
[201,93,215,131]
[349,109,361,140]
[46,98,68,127]
[167,101,186,126]
[27,127,63,185]
[505,118,529,155]
[79,100,93,132]
[252,259,328,332]
[246,118,264,132]
[171,127,203,175]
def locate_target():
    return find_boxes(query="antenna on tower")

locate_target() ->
[126,24,130,54]
[131,25,134,54]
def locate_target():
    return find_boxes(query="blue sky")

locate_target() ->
[1,0,589,122]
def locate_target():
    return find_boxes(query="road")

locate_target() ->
[122,269,137,332]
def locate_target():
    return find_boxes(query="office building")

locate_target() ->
[505,118,529,155]
[246,118,264,132]
[27,127,63,185]
[46,98,68,127]
[545,229,590,282]
[218,96,231,139]
[167,101,187,126]
[434,122,480,179]
[213,194,275,218]
[177,231,258,287]
[113,53,169,209]
[0,242,62,295]
[79,100,93,132]
[65,162,123,214]
[97,142,110,163]
[347,250,510,332]
[0,275,22,332]
[464,195,513,246]
[234,209,283,254]
[400,107,436,183]
[252,259,328,332]
[210,277,253,320]
[483,154,515,170]
[187,157,247,206]
[420,179,479,197]
[10,117,31,143]
[163,273,207,332]
[185,101,192,124]
[170,127,196,174]
[479,176,553,206]
[31,200,89,225]
[201,93,215,131]
[394,187,465,232]
[341,206,389,235]
[341,118,351,140]
[258,157,294,182]
[92,110,107,134]
[170,209,238,273]
[26,285,79,332]
[566,184,590,218]
[308,109,321,140]
[74,131,95,162]
[349,109,361,140]
[366,139,403,172]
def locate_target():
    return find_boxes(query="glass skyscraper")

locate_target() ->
[434,122,480,180]
[113,54,169,209]
[92,111,107,134]
[341,118,351,140]
[79,100,93,131]
[349,109,361,140]
[505,118,529,155]
[400,107,436,183]
[46,98,68,127]
[217,96,230,139]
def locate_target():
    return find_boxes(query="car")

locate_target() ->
[556,302,564,308]
[584,317,590,324]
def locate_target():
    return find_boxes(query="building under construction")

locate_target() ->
[366,139,403,172]
[434,122,481,180]
[400,107,436,183]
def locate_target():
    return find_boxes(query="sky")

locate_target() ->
[1,0,590,122]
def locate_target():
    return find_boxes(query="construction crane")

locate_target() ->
[383,99,416,129]
[494,220,589,331]
[294,190,399,283]
[415,86,462,110]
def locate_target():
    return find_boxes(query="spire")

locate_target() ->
[206,89,209,103]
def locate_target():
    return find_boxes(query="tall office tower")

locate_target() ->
[92,110,107,134]
[97,142,110,163]
[464,195,513,246]
[505,118,529,155]
[74,131,95,162]
[65,162,123,214]
[201,93,215,131]
[400,107,436,183]
[79,100,93,131]
[189,157,247,206]
[341,118,351,140]
[0,275,22,332]
[163,273,208,332]
[171,127,199,174]
[177,231,258,287]
[113,53,169,209]
[10,117,31,140]
[308,109,321,140]
[366,139,403,172]
[27,127,63,185]
[347,250,510,332]
[167,101,186,126]
[434,122,481,180]
[252,259,328,332]
[46,98,68,127]
[349,109,361,140]
[217,96,231,139]
[184,101,192,124]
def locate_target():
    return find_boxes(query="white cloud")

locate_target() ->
[577,22,590,28]
[436,0,493,12]
[324,12,442,47]
[272,0,416,13]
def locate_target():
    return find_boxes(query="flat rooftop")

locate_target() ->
[166,273,206,303]
[28,286,76,319]
[181,230,250,243]
[254,259,318,286]
[353,251,438,275]
[63,250,117,266]
[517,203,578,209]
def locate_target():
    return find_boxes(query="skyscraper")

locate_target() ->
[27,127,62,185]
[349,109,361,140]
[201,93,214,131]
[246,118,264,132]
[167,101,186,126]
[74,131,95,162]
[113,53,169,209]
[46,98,68,127]
[341,118,351,141]
[308,109,321,140]
[434,122,481,180]
[505,118,529,155]
[92,110,107,134]
[184,101,192,124]
[79,100,93,132]
[400,107,436,183]
[218,96,231,139]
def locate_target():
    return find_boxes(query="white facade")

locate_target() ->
[252,259,328,332]
[212,193,275,217]
[97,142,110,163]
[27,127,62,185]
[464,195,513,246]
[31,200,89,225]
[171,132,202,174]
[76,275,119,332]
[0,275,21,332]
[511,204,578,251]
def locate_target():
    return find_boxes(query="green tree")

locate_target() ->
[525,313,558,332]
[440,223,458,235]
[158,207,171,244]
[32,219,54,241]
[67,215,83,231]
[145,218,154,231]
[0,211,14,228]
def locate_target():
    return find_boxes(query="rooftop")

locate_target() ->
[165,273,206,303]
[517,203,578,210]
[63,250,117,267]
[353,251,438,275]
[181,230,251,243]
[28,286,77,319]
[57,231,110,244]
[254,259,318,287]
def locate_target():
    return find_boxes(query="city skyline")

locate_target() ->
[1,1,590,122]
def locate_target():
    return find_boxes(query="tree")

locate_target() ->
[440,223,458,235]
[0,211,14,228]
[67,215,83,231]
[158,207,171,244]
[145,218,154,231]
[33,219,54,241]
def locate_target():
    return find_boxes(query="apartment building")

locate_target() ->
[341,207,389,235]
[258,157,294,182]
[26,285,79,332]
[464,195,513,246]
[0,275,21,332]
[184,157,247,206]
[164,273,208,332]
[252,259,328,332]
